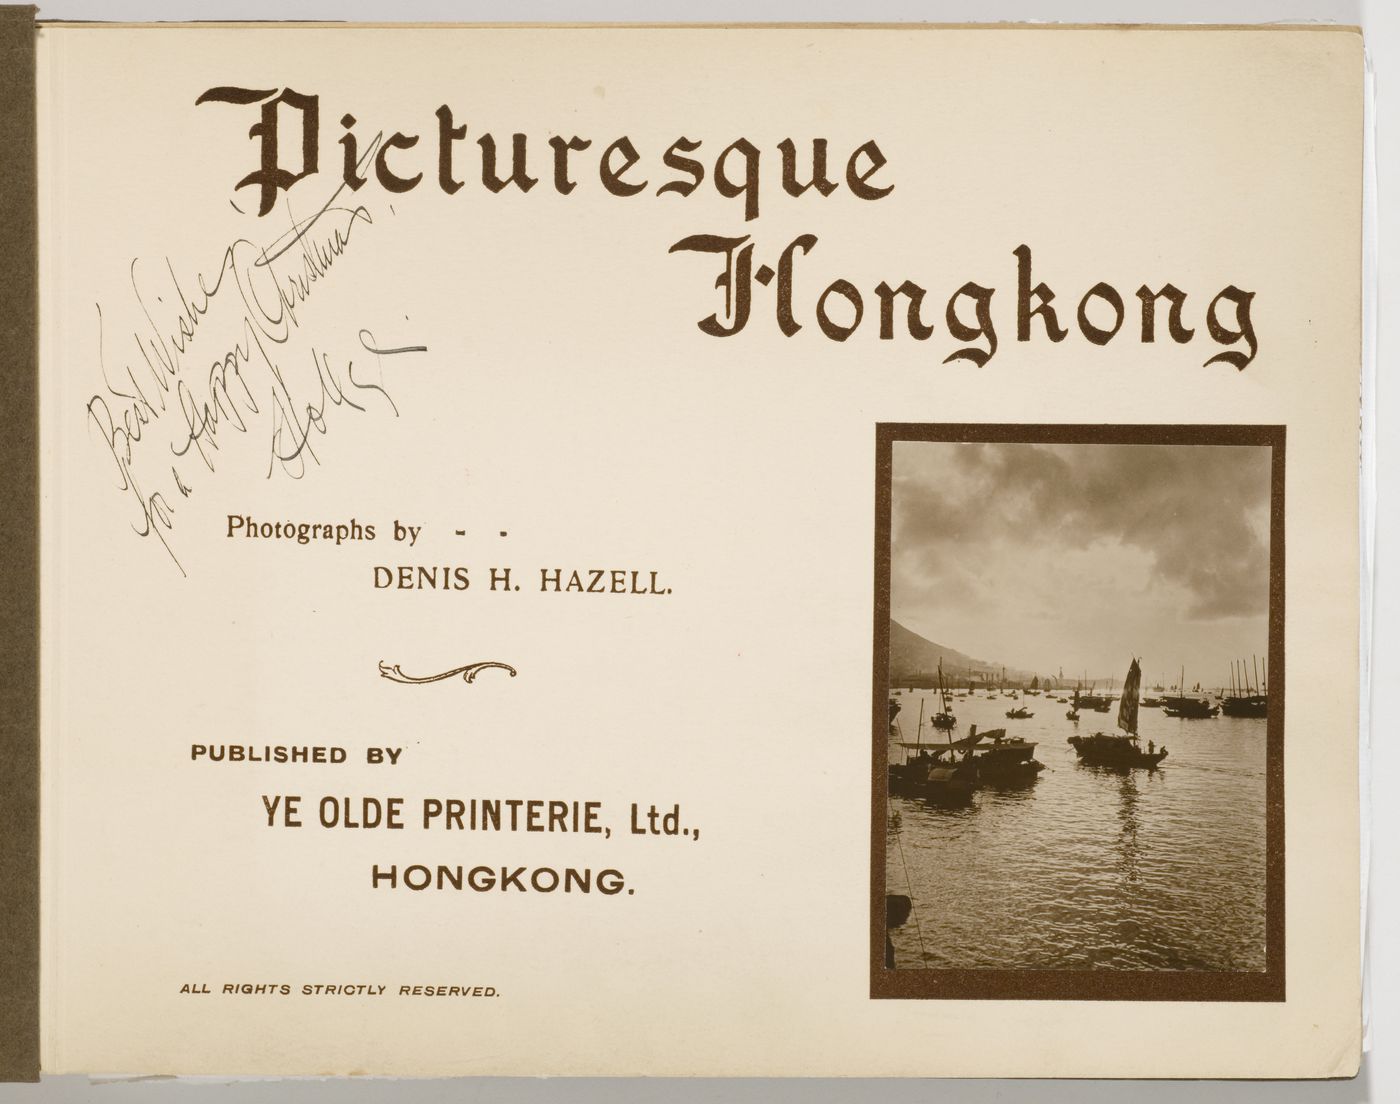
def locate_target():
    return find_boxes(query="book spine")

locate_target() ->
[0,2,38,1085]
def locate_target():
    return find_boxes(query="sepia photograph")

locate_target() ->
[872,425,1284,1001]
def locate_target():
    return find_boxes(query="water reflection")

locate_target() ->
[884,688,1267,972]
[1116,770,1140,885]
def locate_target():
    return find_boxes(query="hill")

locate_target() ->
[889,620,1038,686]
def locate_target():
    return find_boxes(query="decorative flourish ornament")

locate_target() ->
[377,660,517,685]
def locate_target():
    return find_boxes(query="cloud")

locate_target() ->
[892,441,1271,623]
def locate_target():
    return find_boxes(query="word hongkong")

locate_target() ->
[198,88,1259,368]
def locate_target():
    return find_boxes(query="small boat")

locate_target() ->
[889,689,980,806]
[1162,696,1218,718]
[1141,696,1164,708]
[892,724,1044,796]
[889,742,978,805]
[930,660,958,730]
[885,894,912,968]
[1068,657,1168,769]
[1005,706,1034,719]
[1160,666,1218,718]
[971,730,1045,787]
[1072,674,1115,712]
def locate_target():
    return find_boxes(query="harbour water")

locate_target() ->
[886,689,1268,971]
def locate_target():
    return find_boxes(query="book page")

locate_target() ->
[36,23,1362,1077]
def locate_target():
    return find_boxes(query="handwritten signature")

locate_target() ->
[83,135,427,575]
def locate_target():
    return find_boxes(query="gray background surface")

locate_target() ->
[10,1,1394,1100]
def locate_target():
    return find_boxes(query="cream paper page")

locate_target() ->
[38,24,1361,1077]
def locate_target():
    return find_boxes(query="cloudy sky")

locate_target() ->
[890,441,1272,688]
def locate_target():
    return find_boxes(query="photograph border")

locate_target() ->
[869,422,1286,1002]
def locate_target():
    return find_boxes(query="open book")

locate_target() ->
[2,12,1365,1079]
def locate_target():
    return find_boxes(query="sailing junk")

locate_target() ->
[1220,694,1267,718]
[1161,665,1219,718]
[1219,655,1268,718]
[1067,657,1168,769]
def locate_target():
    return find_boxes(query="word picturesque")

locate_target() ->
[194,87,890,221]
[197,87,1258,367]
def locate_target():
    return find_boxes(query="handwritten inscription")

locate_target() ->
[83,135,425,575]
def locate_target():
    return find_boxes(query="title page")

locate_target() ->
[35,23,1362,1077]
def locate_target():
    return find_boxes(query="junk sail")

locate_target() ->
[1068,657,1165,769]
[1116,657,1141,736]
